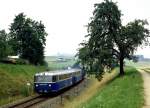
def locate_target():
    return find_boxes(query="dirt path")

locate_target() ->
[138,69,150,108]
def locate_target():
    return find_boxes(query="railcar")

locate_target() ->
[34,68,84,93]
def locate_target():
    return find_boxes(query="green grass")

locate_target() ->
[0,63,46,106]
[78,67,144,108]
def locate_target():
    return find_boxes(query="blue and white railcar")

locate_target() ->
[34,68,84,93]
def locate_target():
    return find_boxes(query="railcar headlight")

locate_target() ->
[36,84,38,87]
[48,84,51,87]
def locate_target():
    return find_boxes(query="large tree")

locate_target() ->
[78,0,149,78]
[0,30,12,59]
[9,13,47,65]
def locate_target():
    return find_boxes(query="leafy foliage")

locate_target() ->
[0,30,12,59]
[78,0,149,78]
[9,13,47,65]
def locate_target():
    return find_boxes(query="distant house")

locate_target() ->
[135,55,144,61]
[0,56,19,64]
[57,57,66,62]
[8,56,19,59]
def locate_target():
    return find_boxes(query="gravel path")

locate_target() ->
[138,69,150,108]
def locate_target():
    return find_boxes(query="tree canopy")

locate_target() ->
[77,0,149,79]
[9,13,47,65]
[0,30,12,59]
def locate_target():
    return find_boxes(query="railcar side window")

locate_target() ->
[69,73,72,77]
[52,76,58,82]
[74,71,81,76]
[59,73,70,80]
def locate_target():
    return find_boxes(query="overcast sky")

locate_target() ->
[0,0,150,57]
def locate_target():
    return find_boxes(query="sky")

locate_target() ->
[0,0,150,57]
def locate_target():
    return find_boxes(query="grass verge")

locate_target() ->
[62,68,118,108]
[0,63,46,106]
[77,67,144,108]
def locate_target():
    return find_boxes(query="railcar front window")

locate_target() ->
[35,76,52,82]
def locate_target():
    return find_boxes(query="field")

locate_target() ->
[125,60,150,68]
[0,57,147,107]
[77,67,144,108]
[45,56,76,70]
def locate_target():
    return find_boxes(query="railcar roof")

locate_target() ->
[35,68,81,76]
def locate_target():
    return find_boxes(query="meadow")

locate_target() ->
[125,59,150,68]
[0,57,147,107]
[76,67,144,108]
[45,56,76,70]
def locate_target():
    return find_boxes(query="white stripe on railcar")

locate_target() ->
[35,68,81,76]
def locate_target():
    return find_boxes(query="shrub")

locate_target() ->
[15,59,29,65]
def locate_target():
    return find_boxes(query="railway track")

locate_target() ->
[1,79,87,108]
[1,95,50,108]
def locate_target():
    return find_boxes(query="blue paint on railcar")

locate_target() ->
[72,73,83,84]
[51,78,72,92]
[34,83,51,93]
[34,68,85,94]
[74,75,82,83]
[35,78,73,93]
[72,76,76,84]
[50,83,59,91]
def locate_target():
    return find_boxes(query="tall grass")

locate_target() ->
[0,63,46,106]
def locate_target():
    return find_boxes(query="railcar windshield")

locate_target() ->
[35,75,52,82]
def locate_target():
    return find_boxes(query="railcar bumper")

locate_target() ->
[34,83,52,93]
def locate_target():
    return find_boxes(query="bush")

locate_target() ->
[0,58,16,64]
[15,59,29,65]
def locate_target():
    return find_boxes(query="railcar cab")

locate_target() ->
[34,73,54,93]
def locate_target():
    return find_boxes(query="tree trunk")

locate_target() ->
[119,56,125,76]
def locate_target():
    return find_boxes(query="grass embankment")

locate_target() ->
[77,67,144,108]
[0,63,46,106]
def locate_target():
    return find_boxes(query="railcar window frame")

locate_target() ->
[52,75,58,82]
[58,73,71,81]
[74,71,81,76]
[35,75,52,82]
